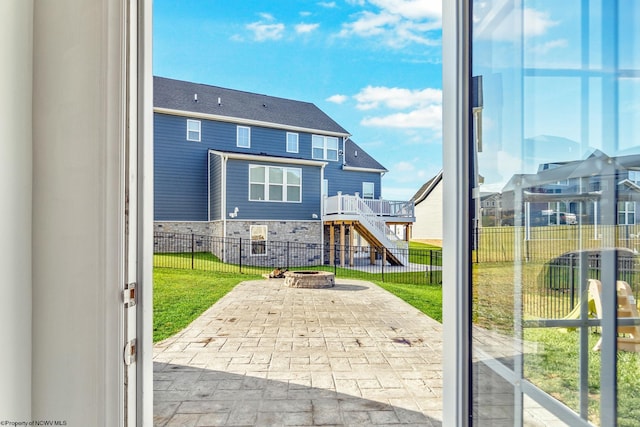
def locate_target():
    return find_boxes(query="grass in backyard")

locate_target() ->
[409,241,442,265]
[153,267,260,342]
[374,281,442,322]
[524,327,640,426]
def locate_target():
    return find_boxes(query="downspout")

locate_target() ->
[221,154,228,262]
[321,163,327,264]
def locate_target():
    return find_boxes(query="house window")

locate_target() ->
[237,126,250,148]
[362,182,374,199]
[250,225,267,256]
[286,132,299,153]
[628,170,640,183]
[249,165,301,202]
[618,201,636,225]
[312,135,339,161]
[186,119,201,141]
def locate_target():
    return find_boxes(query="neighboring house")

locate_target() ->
[480,192,502,226]
[500,150,640,227]
[410,170,443,245]
[154,76,414,265]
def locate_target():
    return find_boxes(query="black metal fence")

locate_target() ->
[154,232,443,285]
[474,224,640,263]
[528,250,640,319]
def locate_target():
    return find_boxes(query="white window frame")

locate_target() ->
[312,135,339,161]
[250,225,267,256]
[237,126,251,148]
[186,119,201,142]
[618,201,636,225]
[286,132,299,153]
[249,165,302,203]
[362,182,374,199]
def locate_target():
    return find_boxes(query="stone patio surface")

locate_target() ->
[153,278,444,426]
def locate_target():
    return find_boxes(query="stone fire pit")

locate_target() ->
[284,270,335,288]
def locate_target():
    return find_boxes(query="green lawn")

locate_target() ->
[153,252,443,342]
[153,268,261,342]
[524,327,640,426]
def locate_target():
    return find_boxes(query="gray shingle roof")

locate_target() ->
[344,139,387,172]
[154,76,350,135]
[411,170,443,204]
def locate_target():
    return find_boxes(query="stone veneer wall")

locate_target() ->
[213,220,323,267]
[154,222,214,253]
[154,220,324,267]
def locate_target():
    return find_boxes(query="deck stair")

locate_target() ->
[323,194,410,266]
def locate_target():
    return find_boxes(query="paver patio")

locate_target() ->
[153,278,444,426]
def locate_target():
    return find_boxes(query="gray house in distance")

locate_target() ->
[154,77,414,265]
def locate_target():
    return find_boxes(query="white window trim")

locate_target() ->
[249,165,302,203]
[286,132,299,153]
[250,225,267,257]
[619,201,636,225]
[237,125,251,148]
[186,119,201,142]
[312,135,339,161]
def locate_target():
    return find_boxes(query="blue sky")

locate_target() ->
[153,0,443,200]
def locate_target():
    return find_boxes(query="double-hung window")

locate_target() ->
[312,135,339,161]
[249,165,301,202]
[286,132,299,153]
[237,126,250,148]
[186,119,201,141]
[362,182,374,199]
[250,225,267,256]
[618,201,636,225]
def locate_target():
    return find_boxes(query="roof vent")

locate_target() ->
[218,97,222,106]
[355,150,358,157]
[194,93,198,102]
[263,103,267,108]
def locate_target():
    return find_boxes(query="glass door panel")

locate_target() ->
[471,1,640,425]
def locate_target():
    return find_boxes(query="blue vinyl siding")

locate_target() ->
[225,159,322,221]
[154,114,209,220]
[155,111,380,221]
[209,152,222,221]
[324,162,382,198]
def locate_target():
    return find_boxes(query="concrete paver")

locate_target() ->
[154,278,443,426]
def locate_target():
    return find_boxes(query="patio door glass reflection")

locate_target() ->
[471,1,640,425]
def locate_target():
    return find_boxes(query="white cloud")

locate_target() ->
[530,38,567,55]
[295,23,320,34]
[475,7,558,41]
[523,8,557,37]
[354,86,441,110]
[318,1,338,8]
[326,94,349,104]
[361,105,442,130]
[247,21,285,41]
[352,86,442,130]
[369,0,441,20]
[339,0,441,48]
[259,12,276,21]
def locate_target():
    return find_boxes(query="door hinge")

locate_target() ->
[124,338,137,365]
[123,282,136,308]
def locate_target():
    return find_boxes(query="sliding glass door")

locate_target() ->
[470,1,640,425]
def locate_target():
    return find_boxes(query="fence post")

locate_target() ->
[382,247,386,282]
[287,241,290,270]
[191,233,195,269]
[239,238,242,274]
[569,254,575,310]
